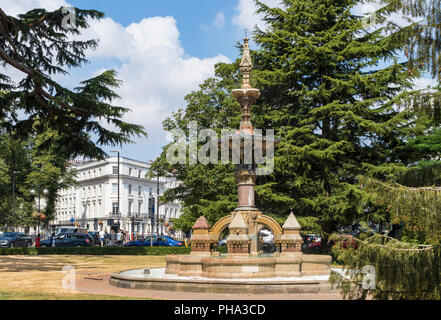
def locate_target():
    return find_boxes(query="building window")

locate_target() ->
[112,202,119,215]
[112,183,118,194]
[138,186,142,196]
[138,170,141,178]
[129,185,132,195]
[129,168,132,176]
[138,201,142,213]
[128,201,133,215]
[113,166,118,174]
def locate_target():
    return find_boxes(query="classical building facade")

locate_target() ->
[51,157,183,238]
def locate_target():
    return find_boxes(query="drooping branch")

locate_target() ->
[359,175,441,244]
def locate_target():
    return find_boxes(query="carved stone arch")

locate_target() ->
[256,215,283,241]
[209,214,232,242]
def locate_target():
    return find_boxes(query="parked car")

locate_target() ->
[124,235,183,247]
[261,240,276,253]
[331,234,357,249]
[217,237,276,253]
[40,233,91,247]
[302,234,322,251]
[0,232,33,248]
[55,227,88,234]
[88,231,100,245]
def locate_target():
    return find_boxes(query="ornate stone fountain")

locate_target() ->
[163,37,331,279]
[109,38,332,294]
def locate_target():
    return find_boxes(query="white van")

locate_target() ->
[55,226,88,235]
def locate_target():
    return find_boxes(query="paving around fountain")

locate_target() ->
[77,269,343,300]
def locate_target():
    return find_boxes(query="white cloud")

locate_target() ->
[232,0,422,33]
[353,0,424,29]
[213,12,225,28]
[78,16,230,131]
[0,0,230,158]
[413,77,438,90]
[202,11,226,30]
[232,0,281,31]
[0,0,68,16]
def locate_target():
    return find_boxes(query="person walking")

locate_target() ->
[35,233,40,248]
[116,230,123,246]
[121,230,126,245]
[110,229,115,246]
[104,230,109,246]
[99,229,105,247]
[50,233,56,247]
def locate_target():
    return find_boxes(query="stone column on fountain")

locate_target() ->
[279,211,303,256]
[189,216,211,256]
[226,212,251,256]
[230,37,262,256]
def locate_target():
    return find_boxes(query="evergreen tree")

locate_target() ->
[330,233,441,299]
[377,0,441,80]
[0,7,146,159]
[154,0,427,239]
[374,0,441,123]
[251,0,426,242]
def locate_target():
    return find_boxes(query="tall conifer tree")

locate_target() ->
[251,0,426,239]
[154,0,427,239]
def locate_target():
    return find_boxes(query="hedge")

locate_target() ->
[216,246,227,253]
[0,246,191,256]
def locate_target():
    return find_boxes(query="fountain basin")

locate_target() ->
[109,267,335,294]
[165,253,330,279]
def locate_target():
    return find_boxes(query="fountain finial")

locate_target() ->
[239,37,253,89]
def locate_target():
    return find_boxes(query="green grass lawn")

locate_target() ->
[0,255,165,300]
[0,291,149,300]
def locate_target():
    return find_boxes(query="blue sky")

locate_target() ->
[63,0,249,162]
[1,0,437,164]
[1,0,271,162]
[69,0,242,60]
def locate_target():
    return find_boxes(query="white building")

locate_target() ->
[51,157,183,238]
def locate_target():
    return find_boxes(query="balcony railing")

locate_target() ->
[128,212,149,219]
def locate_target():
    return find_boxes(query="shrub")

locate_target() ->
[0,246,191,256]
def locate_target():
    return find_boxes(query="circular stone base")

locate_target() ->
[109,268,335,294]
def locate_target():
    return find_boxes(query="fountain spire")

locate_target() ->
[232,38,260,135]
[239,37,253,90]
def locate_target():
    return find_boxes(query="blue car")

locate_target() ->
[40,233,92,247]
[124,235,183,247]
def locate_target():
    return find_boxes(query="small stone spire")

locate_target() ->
[239,38,253,89]
[190,216,211,255]
[192,216,211,230]
[282,211,301,230]
[229,212,249,230]
[227,212,251,255]
[280,211,303,255]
